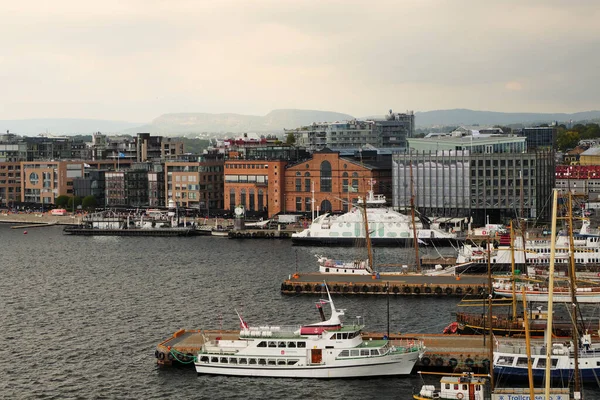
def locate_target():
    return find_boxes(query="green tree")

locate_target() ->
[67,196,82,211]
[82,195,97,211]
[285,132,296,145]
[556,130,580,151]
[55,195,69,208]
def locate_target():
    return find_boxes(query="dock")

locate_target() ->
[154,329,491,372]
[280,273,490,296]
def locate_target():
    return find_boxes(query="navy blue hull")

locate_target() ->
[494,365,600,383]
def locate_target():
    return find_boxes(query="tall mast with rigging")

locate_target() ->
[566,193,582,396]
[409,162,421,273]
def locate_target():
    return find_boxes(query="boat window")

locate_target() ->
[249,359,257,364]
[239,358,247,364]
[211,357,218,363]
[462,384,467,390]
[476,385,481,391]
[342,333,348,339]
[288,342,296,348]
[454,384,459,390]
[360,349,369,356]
[287,360,298,365]
[268,359,276,365]
[370,349,378,356]
[258,341,267,347]
[516,357,530,366]
[297,342,306,348]
[200,356,209,362]
[229,358,237,364]
[268,341,276,348]
[278,342,286,348]
[338,350,349,357]
[445,384,450,390]
[351,350,359,357]
[277,360,286,365]
[220,357,228,363]
[497,356,514,365]
[258,359,266,365]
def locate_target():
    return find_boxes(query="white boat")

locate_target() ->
[413,372,572,400]
[291,189,458,247]
[194,284,425,378]
[457,219,600,275]
[493,279,600,303]
[494,335,600,384]
[317,255,373,275]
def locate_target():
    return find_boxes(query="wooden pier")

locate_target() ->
[154,329,491,372]
[280,273,490,297]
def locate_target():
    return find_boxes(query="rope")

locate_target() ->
[169,348,197,364]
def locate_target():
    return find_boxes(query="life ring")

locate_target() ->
[353,285,360,293]
[434,287,443,295]
[482,230,487,235]
[373,285,380,293]
[455,287,463,295]
[434,358,444,367]
[158,351,165,360]
[393,286,400,294]
[445,287,453,295]
[304,284,312,292]
[465,358,474,366]
[424,287,432,294]
[295,285,302,293]
[314,284,322,292]
[362,285,369,293]
[449,358,458,367]
[413,287,421,295]
[421,357,431,366]
[456,393,464,399]
[403,286,411,294]
[343,286,350,293]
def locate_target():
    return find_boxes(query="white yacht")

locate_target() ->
[194,285,425,378]
[291,190,458,246]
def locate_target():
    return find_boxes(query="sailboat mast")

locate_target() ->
[486,237,494,388]
[544,189,558,397]
[509,220,517,320]
[521,288,535,400]
[409,162,421,273]
[361,186,374,271]
[566,193,582,394]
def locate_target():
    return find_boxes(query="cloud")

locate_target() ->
[1,0,599,121]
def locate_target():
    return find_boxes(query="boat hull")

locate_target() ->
[195,354,418,378]
[62,227,195,237]
[291,236,459,247]
[494,364,600,383]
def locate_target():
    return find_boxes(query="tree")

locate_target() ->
[556,130,580,151]
[55,195,69,208]
[82,195,97,211]
[285,132,296,145]
[67,196,82,211]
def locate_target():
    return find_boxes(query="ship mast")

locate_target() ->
[409,162,421,273]
[566,193,582,395]
[544,189,558,398]
[361,183,374,272]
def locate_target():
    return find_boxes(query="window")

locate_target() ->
[29,172,39,185]
[320,161,332,192]
[296,197,302,212]
[296,178,301,191]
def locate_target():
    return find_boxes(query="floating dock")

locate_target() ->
[11,222,57,229]
[280,273,490,297]
[62,226,196,236]
[154,329,491,372]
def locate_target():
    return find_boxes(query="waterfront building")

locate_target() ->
[284,148,391,215]
[555,165,600,200]
[0,162,21,207]
[20,161,85,205]
[286,110,414,152]
[579,147,600,166]
[135,133,184,162]
[563,147,586,165]
[396,131,555,225]
[73,170,107,207]
[165,153,225,212]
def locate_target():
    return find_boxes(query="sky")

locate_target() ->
[2,0,599,123]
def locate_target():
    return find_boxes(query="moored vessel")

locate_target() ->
[194,284,425,378]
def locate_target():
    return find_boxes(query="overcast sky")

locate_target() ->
[2,0,598,122]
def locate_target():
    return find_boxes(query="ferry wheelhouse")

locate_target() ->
[194,285,425,378]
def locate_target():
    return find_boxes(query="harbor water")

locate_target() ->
[2,224,599,399]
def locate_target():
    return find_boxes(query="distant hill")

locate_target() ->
[414,109,600,127]
[0,118,142,135]
[132,109,355,135]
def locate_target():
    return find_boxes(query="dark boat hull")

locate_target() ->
[291,236,461,247]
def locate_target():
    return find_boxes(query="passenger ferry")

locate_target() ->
[291,189,458,247]
[194,285,425,378]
